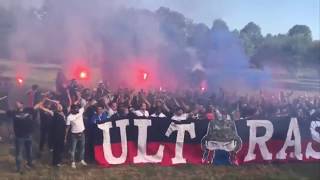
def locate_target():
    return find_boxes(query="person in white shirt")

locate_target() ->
[65,104,87,169]
[134,102,149,117]
[107,101,118,117]
[150,100,169,118]
[150,112,166,118]
[171,108,188,121]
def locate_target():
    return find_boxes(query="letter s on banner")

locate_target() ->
[306,121,320,159]
[98,119,129,164]
[244,120,273,162]
[165,122,196,164]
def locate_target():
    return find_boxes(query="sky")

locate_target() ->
[128,0,320,40]
[1,0,319,39]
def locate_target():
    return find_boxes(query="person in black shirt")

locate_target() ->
[26,84,42,107]
[83,99,98,163]
[39,102,53,153]
[38,99,66,167]
[94,81,108,100]
[7,101,40,173]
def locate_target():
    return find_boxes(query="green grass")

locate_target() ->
[0,142,319,180]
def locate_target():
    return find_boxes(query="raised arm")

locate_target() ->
[161,100,170,113]
[39,104,54,116]
[0,96,7,101]
[33,98,46,110]
[142,96,151,109]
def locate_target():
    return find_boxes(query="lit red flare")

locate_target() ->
[79,71,88,79]
[16,77,23,85]
[143,72,148,80]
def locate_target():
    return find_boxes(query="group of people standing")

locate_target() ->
[5,75,320,173]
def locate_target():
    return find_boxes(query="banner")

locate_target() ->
[94,117,320,167]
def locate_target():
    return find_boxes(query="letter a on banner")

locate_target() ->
[244,120,273,162]
[98,119,129,164]
[133,119,164,163]
[165,122,196,164]
[276,118,303,160]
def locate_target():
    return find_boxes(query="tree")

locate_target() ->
[288,25,312,41]
[240,22,263,39]
[211,19,229,32]
[306,41,320,67]
[156,7,188,47]
[240,22,263,57]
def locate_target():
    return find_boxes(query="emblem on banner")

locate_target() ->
[201,118,242,165]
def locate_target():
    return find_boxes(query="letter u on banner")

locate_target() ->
[98,119,129,164]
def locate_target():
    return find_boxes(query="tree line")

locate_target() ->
[0,5,319,73]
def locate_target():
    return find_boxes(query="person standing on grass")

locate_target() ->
[65,103,88,169]
[38,99,66,167]
[39,101,53,155]
[6,101,42,173]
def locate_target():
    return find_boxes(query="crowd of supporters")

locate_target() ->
[4,78,320,173]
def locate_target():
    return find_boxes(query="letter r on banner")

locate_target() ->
[244,120,273,162]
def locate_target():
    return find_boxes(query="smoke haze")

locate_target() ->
[2,0,271,90]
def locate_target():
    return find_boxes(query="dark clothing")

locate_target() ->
[84,106,96,162]
[84,105,96,127]
[90,112,109,124]
[15,137,33,171]
[7,108,35,171]
[52,112,66,165]
[58,88,70,112]
[8,108,36,138]
[28,90,41,107]
[95,88,108,100]
[39,110,53,151]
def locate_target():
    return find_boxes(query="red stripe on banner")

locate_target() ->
[95,141,203,167]
[95,140,320,167]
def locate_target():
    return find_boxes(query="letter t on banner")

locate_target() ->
[165,122,196,164]
[244,120,273,162]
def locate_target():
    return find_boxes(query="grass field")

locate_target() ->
[0,142,319,180]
